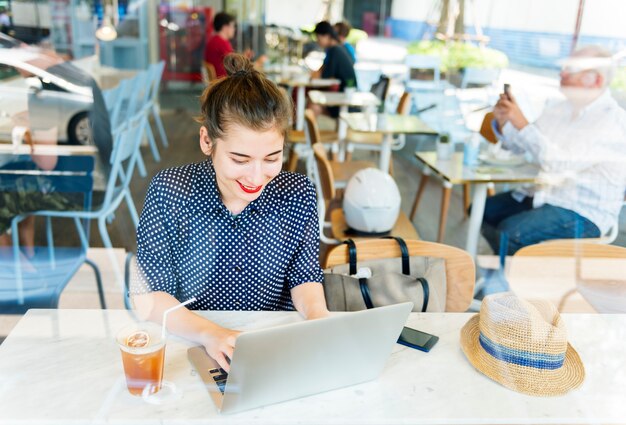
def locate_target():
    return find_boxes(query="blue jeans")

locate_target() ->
[481,191,601,256]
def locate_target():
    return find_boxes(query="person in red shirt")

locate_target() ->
[204,12,265,79]
[204,12,236,78]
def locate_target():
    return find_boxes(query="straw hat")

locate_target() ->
[460,293,585,397]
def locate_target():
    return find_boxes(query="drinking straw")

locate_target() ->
[161,297,196,340]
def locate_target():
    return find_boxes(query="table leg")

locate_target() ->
[296,86,305,131]
[438,182,452,243]
[462,183,471,218]
[336,105,348,162]
[466,182,488,258]
[410,167,431,220]
[379,133,392,173]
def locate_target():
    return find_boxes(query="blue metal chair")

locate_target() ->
[103,76,149,178]
[25,109,144,251]
[146,61,168,149]
[0,156,106,313]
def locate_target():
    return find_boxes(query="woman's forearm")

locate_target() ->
[291,282,329,320]
[133,291,222,346]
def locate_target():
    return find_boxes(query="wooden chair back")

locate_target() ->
[513,241,626,313]
[324,239,475,312]
[304,109,322,147]
[396,92,411,115]
[515,241,626,259]
[479,111,498,144]
[202,61,217,84]
[312,143,336,201]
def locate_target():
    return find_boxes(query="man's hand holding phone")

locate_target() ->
[494,83,529,131]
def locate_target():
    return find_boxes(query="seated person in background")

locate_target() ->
[203,12,265,79]
[310,21,357,118]
[334,21,356,63]
[134,54,328,371]
[0,128,68,257]
[482,45,626,255]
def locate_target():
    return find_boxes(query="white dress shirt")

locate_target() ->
[500,89,626,235]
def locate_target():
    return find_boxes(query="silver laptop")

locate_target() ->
[188,302,412,414]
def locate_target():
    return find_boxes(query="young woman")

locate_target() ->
[134,54,328,371]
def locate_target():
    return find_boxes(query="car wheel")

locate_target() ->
[67,112,92,145]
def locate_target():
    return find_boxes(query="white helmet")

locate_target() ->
[343,168,401,234]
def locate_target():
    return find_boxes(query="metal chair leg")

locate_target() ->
[152,106,169,148]
[124,252,134,311]
[145,122,161,162]
[124,190,140,231]
[136,152,148,177]
[84,258,107,309]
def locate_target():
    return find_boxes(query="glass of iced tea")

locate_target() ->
[116,322,165,396]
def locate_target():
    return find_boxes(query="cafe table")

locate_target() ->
[307,90,381,141]
[414,151,539,257]
[0,142,98,156]
[1,309,624,424]
[341,112,437,173]
[275,77,340,131]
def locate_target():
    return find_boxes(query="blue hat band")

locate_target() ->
[479,332,565,370]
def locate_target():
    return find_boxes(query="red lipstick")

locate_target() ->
[237,181,262,194]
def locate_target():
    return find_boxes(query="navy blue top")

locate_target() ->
[321,45,357,91]
[136,160,324,311]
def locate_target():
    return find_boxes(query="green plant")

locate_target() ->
[406,40,509,72]
[611,67,626,91]
[345,28,368,46]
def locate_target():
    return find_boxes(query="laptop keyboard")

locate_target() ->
[209,368,228,394]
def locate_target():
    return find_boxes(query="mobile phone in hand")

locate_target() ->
[397,326,439,352]
[503,83,512,100]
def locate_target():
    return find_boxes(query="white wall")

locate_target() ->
[389,0,626,38]
[579,0,626,38]
[390,0,433,21]
[11,2,51,27]
[264,0,326,27]
[470,0,579,34]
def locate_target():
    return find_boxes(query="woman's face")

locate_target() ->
[200,123,284,212]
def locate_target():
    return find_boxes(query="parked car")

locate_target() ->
[0,37,94,145]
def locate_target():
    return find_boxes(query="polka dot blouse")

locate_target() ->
[135,160,324,311]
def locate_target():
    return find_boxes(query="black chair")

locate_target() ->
[370,75,391,109]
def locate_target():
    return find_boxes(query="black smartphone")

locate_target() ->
[397,326,439,352]
[503,83,512,100]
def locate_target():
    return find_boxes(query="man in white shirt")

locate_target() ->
[484,45,626,255]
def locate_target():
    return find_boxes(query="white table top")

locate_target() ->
[416,151,540,184]
[0,142,98,156]
[1,309,624,424]
[340,112,437,135]
[275,77,340,88]
[308,90,381,107]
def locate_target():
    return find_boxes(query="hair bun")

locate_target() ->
[223,53,255,77]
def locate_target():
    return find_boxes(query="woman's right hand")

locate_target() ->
[201,325,242,372]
